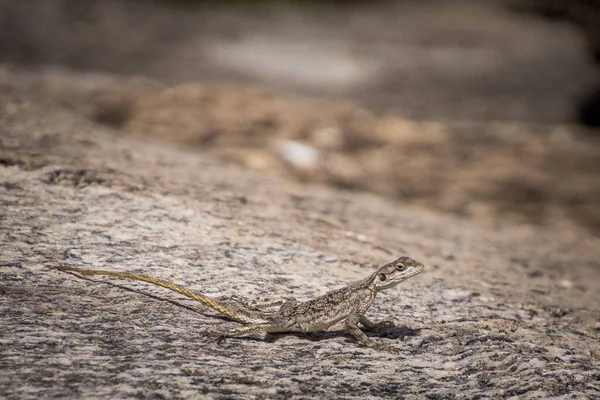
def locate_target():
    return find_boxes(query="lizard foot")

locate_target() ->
[202,329,226,344]
[365,320,396,331]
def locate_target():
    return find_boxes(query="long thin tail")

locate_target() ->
[56,266,266,324]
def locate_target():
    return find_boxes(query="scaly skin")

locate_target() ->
[56,266,269,325]
[57,256,425,351]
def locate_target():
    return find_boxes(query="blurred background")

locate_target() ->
[1,0,599,236]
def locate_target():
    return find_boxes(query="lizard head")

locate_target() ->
[371,256,425,291]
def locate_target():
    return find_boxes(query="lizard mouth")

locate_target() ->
[378,263,425,290]
[401,263,425,281]
[408,266,424,278]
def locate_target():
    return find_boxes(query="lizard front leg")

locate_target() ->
[346,320,398,352]
[346,314,398,352]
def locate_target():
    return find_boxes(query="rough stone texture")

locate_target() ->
[4,66,599,238]
[1,0,598,124]
[1,80,600,398]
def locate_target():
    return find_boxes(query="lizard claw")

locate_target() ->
[216,335,227,345]
[202,329,225,344]
[363,320,396,332]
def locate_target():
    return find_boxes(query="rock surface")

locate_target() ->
[1,0,598,124]
[1,79,600,398]
[4,66,600,238]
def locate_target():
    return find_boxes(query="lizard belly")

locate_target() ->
[273,288,373,333]
[288,310,351,332]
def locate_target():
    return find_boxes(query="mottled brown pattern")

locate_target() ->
[57,257,425,352]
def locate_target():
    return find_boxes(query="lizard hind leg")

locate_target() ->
[215,323,276,344]
[226,295,297,311]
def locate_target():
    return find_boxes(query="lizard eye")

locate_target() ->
[396,263,407,271]
[378,273,387,282]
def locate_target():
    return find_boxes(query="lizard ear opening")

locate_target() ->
[378,273,387,282]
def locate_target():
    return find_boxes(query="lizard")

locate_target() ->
[55,256,425,351]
